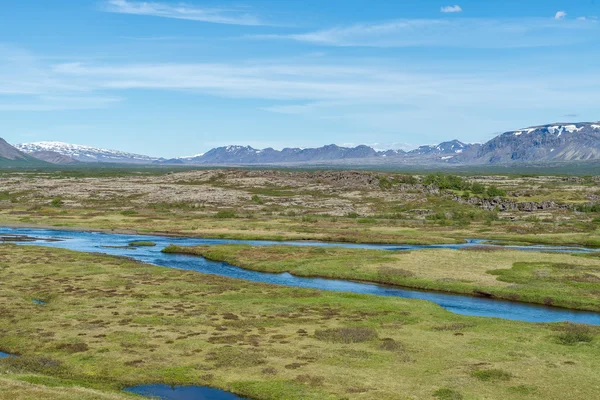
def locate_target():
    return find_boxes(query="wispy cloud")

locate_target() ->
[577,16,598,21]
[441,5,462,13]
[3,44,600,141]
[47,60,600,111]
[252,17,598,48]
[0,96,121,111]
[103,0,265,26]
[555,11,567,20]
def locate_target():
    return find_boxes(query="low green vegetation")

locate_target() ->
[214,210,237,219]
[0,169,598,248]
[127,241,156,247]
[1,244,599,400]
[50,197,64,208]
[162,244,600,311]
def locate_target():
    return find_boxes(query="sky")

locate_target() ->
[1,0,599,157]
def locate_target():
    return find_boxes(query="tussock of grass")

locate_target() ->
[434,388,463,400]
[472,369,513,382]
[314,327,378,344]
[553,323,597,345]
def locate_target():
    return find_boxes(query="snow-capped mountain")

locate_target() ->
[12,121,600,166]
[162,144,380,164]
[409,140,472,156]
[16,142,160,164]
[453,122,600,164]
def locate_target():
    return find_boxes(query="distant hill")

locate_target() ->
[30,150,79,164]
[0,138,49,167]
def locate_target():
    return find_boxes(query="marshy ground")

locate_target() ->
[163,244,600,312]
[1,244,599,400]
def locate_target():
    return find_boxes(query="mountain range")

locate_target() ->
[2,121,600,167]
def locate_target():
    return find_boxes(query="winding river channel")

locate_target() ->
[1,226,600,325]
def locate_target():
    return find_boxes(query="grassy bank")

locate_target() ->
[1,244,600,399]
[163,244,600,312]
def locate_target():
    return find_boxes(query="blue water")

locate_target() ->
[124,385,247,400]
[0,352,15,358]
[1,226,600,325]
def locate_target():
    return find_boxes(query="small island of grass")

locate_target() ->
[128,241,156,247]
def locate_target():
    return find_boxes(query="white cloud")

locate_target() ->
[441,5,462,13]
[45,60,600,112]
[555,11,567,20]
[103,0,265,26]
[252,17,598,48]
[3,45,600,137]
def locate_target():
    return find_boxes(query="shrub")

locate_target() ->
[472,369,512,382]
[314,327,378,344]
[434,388,463,400]
[486,186,507,197]
[426,212,447,221]
[121,210,138,216]
[396,175,418,184]
[555,324,594,345]
[471,182,485,194]
[576,203,600,213]
[423,173,470,191]
[251,195,264,204]
[214,210,237,218]
[301,215,317,223]
[379,176,393,189]
[50,197,63,207]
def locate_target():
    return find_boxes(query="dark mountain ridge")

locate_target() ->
[0,138,49,167]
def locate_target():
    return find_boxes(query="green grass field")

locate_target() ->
[1,244,600,399]
[163,244,600,311]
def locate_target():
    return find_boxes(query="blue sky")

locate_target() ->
[1,0,599,157]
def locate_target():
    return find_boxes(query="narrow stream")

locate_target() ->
[1,226,599,325]
[124,385,248,400]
